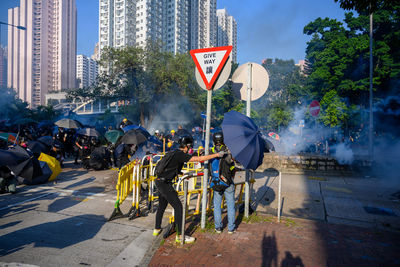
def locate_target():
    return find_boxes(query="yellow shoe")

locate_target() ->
[153,229,162,236]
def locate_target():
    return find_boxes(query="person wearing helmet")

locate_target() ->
[118,118,133,130]
[210,131,237,234]
[153,134,226,244]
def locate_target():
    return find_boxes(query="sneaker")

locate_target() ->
[228,229,236,234]
[215,228,222,234]
[153,229,162,236]
[175,235,196,244]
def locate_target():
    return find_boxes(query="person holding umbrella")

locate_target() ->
[209,132,238,234]
[153,135,226,244]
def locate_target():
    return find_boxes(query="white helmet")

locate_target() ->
[155,130,160,134]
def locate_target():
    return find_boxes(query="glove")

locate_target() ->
[218,151,226,157]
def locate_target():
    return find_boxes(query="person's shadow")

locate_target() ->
[281,251,304,267]
[261,231,278,267]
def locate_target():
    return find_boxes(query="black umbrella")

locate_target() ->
[38,120,54,128]
[55,118,83,129]
[176,128,192,138]
[37,136,54,148]
[221,110,265,170]
[77,128,101,137]
[0,146,43,182]
[120,129,148,145]
[27,141,51,157]
[122,125,151,137]
[12,118,38,126]
[262,137,275,153]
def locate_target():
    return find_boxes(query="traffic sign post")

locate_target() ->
[190,46,232,229]
[190,46,232,90]
[231,62,269,219]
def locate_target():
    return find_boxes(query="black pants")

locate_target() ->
[155,179,182,234]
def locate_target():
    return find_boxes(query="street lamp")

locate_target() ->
[0,21,27,47]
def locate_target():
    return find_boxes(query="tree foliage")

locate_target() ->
[303,1,400,130]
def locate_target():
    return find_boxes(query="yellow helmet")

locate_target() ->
[170,130,175,133]
[167,141,173,148]
[123,118,128,122]
[198,146,204,150]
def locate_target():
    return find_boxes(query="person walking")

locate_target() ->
[210,132,237,234]
[153,135,225,243]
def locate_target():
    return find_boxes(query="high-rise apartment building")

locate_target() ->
[76,55,98,88]
[99,0,236,59]
[190,0,217,50]
[8,0,77,107]
[0,46,7,88]
[135,0,163,49]
[99,0,136,55]
[217,8,237,62]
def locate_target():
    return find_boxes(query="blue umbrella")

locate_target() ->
[221,110,265,170]
[122,125,150,137]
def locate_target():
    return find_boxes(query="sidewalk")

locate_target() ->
[148,214,400,266]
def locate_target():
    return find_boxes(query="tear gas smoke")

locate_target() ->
[274,106,355,164]
[145,96,197,135]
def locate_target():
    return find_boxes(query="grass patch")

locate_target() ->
[282,218,296,227]
[160,239,165,246]
[198,218,216,233]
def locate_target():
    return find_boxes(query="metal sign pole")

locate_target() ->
[201,89,212,229]
[181,180,188,245]
[245,63,252,218]
[278,171,281,222]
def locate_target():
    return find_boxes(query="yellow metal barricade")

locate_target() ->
[108,153,255,226]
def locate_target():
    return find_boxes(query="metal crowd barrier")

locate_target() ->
[108,153,255,229]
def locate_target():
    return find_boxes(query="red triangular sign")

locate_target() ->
[190,46,232,90]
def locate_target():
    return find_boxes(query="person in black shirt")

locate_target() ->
[153,135,225,243]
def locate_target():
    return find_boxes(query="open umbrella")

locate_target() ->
[37,136,54,147]
[268,132,280,141]
[38,120,54,128]
[105,130,124,144]
[0,146,44,183]
[55,118,83,129]
[12,118,38,126]
[77,127,101,137]
[120,129,148,146]
[262,138,275,153]
[27,140,51,157]
[176,128,192,137]
[0,132,17,143]
[122,125,150,137]
[38,153,61,182]
[221,110,265,170]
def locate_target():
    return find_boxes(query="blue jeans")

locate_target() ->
[213,184,235,231]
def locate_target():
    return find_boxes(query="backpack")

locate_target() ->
[209,158,230,192]
[154,150,178,178]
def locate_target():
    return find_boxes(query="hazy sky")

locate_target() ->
[0,0,347,64]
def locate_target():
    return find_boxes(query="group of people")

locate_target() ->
[152,131,239,243]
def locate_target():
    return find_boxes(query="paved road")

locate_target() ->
[1,160,399,266]
[0,161,159,267]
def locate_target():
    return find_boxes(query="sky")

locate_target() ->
[0,0,347,64]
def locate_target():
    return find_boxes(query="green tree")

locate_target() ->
[319,90,349,127]
[304,1,400,130]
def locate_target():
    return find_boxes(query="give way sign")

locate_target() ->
[190,46,232,90]
[309,100,320,117]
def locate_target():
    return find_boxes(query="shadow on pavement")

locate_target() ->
[47,186,105,213]
[0,214,106,256]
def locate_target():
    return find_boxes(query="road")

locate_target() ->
[0,161,160,267]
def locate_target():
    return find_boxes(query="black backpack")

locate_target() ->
[154,150,178,177]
